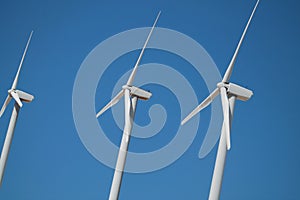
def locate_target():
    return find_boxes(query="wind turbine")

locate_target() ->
[0,31,34,186]
[181,1,259,199]
[96,12,160,200]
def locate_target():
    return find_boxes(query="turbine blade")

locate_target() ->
[11,31,33,90]
[96,90,124,118]
[220,87,231,150]
[0,95,12,117]
[124,89,131,122]
[10,91,23,108]
[181,88,219,125]
[222,0,260,83]
[123,89,132,143]
[126,11,161,86]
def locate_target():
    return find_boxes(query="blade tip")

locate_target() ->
[226,138,231,150]
[0,108,4,117]
[181,117,189,125]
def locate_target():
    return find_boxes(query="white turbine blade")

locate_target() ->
[10,91,23,108]
[124,89,131,122]
[124,89,132,143]
[222,0,260,83]
[126,11,161,86]
[11,31,33,90]
[220,87,231,150]
[96,90,124,118]
[181,88,219,125]
[0,95,12,117]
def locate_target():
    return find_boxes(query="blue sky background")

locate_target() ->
[0,0,299,199]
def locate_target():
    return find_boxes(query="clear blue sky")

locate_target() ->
[0,0,299,199]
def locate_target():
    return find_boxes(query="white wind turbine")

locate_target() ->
[96,12,160,200]
[181,1,259,199]
[0,31,34,186]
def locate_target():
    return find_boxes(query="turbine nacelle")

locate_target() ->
[96,85,152,118]
[217,82,253,101]
[0,89,34,117]
[8,89,34,103]
[227,83,253,101]
[122,85,152,100]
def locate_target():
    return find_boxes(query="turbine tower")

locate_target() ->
[96,12,160,200]
[0,31,34,186]
[181,1,259,199]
